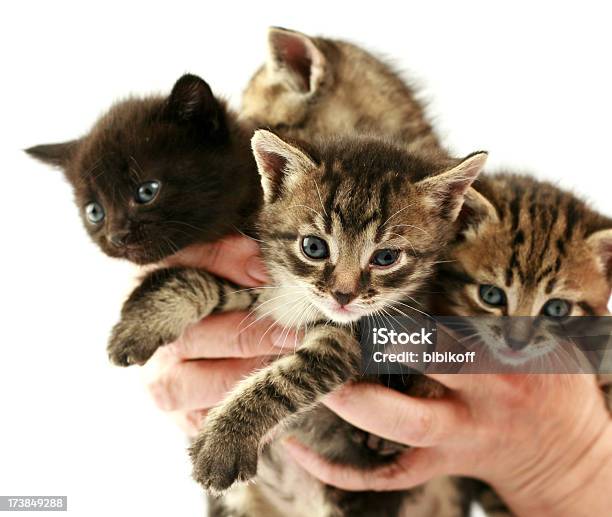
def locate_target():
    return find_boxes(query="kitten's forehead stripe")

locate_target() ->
[374,180,391,242]
[440,172,612,318]
[509,191,521,232]
[533,204,557,265]
[565,198,578,240]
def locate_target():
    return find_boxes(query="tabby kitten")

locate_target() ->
[242,27,443,155]
[437,174,612,355]
[26,74,260,264]
[434,174,612,517]
[107,130,486,510]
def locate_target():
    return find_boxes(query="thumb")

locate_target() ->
[283,436,445,491]
[162,234,269,287]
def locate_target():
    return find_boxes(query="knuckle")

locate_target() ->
[496,375,535,408]
[174,326,196,356]
[201,242,222,271]
[402,404,435,444]
[217,369,241,399]
[184,410,207,437]
[146,368,180,412]
[235,327,255,357]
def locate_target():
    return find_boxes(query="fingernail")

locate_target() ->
[246,256,269,284]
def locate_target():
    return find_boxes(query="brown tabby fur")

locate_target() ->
[108,130,486,516]
[436,174,612,319]
[242,27,443,156]
[240,28,612,517]
[432,174,612,516]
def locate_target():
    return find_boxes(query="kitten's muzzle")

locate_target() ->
[332,291,356,306]
[502,319,536,351]
[109,230,130,248]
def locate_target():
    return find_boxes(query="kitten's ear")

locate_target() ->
[267,27,326,94]
[251,129,317,203]
[587,228,612,281]
[416,152,488,221]
[167,74,223,130]
[25,139,80,168]
[457,187,499,232]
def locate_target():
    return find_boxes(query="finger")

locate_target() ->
[283,437,445,491]
[323,382,466,447]
[423,373,470,390]
[144,356,268,412]
[162,235,269,286]
[170,409,208,438]
[169,312,300,360]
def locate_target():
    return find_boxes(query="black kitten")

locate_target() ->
[26,74,261,264]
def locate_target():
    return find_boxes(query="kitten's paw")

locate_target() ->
[107,318,174,367]
[190,418,259,493]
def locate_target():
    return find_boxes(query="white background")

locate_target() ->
[1,1,611,516]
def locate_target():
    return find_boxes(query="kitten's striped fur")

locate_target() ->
[238,28,612,517]
[434,174,612,516]
[436,174,612,319]
[242,27,443,156]
[108,131,485,515]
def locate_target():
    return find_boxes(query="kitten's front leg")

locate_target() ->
[108,267,256,366]
[190,324,361,493]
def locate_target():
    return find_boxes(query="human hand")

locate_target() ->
[142,235,298,436]
[283,373,612,517]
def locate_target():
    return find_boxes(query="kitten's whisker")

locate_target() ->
[386,224,431,237]
[380,203,415,229]
[386,231,418,256]
[239,291,307,334]
[231,225,266,243]
[82,157,104,180]
[313,179,328,217]
[379,297,432,319]
[228,286,302,295]
[260,294,311,357]
[288,204,325,222]
[129,155,144,180]
[159,220,209,233]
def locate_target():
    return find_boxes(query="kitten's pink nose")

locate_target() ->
[109,231,129,248]
[332,291,356,307]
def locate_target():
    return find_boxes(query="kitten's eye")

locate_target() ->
[301,236,329,260]
[136,180,161,204]
[479,284,507,306]
[541,299,572,318]
[370,249,400,267]
[85,202,105,224]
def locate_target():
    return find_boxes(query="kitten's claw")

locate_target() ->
[190,417,259,493]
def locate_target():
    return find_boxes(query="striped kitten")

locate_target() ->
[242,27,443,155]
[108,129,486,514]
[436,174,612,353]
[434,174,612,516]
